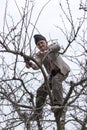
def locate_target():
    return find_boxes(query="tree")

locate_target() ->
[0,0,87,130]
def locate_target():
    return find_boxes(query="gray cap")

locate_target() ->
[34,34,47,44]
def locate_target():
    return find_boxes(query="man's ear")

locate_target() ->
[46,41,48,44]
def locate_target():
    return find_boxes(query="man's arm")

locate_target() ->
[24,56,39,70]
[25,61,39,70]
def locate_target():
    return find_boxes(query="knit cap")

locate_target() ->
[34,34,47,44]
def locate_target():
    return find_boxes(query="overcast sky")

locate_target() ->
[0,0,82,39]
[0,0,84,50]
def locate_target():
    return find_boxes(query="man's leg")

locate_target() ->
[52,73,68,130]
[52,73,64,106]
[34,83,48,119]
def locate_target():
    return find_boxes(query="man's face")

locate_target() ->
[37,40,48,51]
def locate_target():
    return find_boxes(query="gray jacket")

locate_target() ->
[36,43,70,75]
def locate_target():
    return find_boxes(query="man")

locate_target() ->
[25,34,70,120]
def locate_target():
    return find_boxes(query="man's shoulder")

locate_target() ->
[48,42,60,47]
[48,42,60,52]
[48,42,57,46]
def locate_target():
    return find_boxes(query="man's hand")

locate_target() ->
[23,56,31,68]
[25,61,37,70]
[25,61,32,68]
[24,56,29,63]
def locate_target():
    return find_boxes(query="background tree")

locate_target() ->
[0,0,87,130]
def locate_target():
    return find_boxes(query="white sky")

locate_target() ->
[0,0,82,38]
[0,0,84,53]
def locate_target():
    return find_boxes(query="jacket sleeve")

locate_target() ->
[48,43,60,53]
[33,55,42,70]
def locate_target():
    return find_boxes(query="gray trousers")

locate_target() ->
[36,73,68,112]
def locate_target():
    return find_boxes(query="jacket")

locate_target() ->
[36,43,70,75]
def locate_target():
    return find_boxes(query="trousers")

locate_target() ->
[35,72,68,113]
